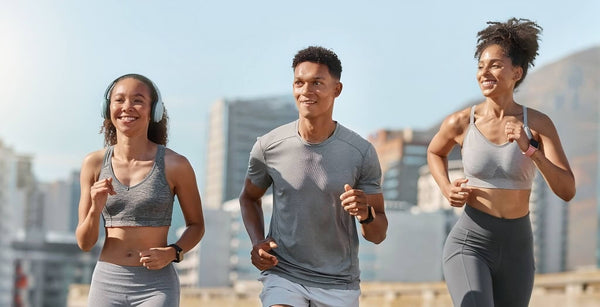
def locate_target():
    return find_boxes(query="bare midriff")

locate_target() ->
[466,187,531,219]
[99,226,170,266]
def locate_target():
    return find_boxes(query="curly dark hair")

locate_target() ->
[292,46,342,80]
[101,73,169,146]
[475,18,543,88]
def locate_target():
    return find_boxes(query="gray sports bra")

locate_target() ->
[99,145,174,227]
[462,105,536,190]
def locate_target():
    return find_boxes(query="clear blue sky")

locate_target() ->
[1,1,598,185]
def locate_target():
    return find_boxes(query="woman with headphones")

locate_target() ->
[76,73,205,306]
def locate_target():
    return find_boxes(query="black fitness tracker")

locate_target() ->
[168,244,183,263]
[359,205,376,224]
[529,138,539,149]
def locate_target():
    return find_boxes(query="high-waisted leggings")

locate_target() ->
[87,261,180,307]
[443,205,534,307]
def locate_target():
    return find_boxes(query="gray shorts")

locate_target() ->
[88,261,180,307]
[259,272,360,307]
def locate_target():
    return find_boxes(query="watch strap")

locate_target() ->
[523,144,537,157]
[359,205,375,224]
[168,244,183,263]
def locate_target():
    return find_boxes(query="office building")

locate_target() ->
[365,202,455,282]
[510,46,598,269]
[12,232,99,307]
[203,95,298,209]
[0,140,38,306]
[530,173,568,273]
[0,140,19,306]
[369,128,445,204]
[177,208,234,288]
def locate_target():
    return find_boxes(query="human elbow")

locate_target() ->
[560,187,576,202]
[367,232,386,245]
[197,223,206,241]
[77,240,94,252]
[75,229,95,252]
[556,177,576,202]
[372,234,386,245]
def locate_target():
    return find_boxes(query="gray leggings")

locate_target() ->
[443,205,535,307]
[88,261,180,307]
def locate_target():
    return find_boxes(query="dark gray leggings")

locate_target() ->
[88,261,180,307]
[443,205,535,307]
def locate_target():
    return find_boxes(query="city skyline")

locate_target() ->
[1,42,597,306]
[1,1,599,184]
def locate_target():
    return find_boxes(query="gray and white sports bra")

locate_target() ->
[461,105,536,190]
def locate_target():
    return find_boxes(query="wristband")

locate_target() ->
[168,244,184,263]
[359,205,376,224]
[522,144,537,157]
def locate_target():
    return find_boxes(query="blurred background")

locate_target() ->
[1,1,599,306]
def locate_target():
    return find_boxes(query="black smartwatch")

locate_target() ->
[168,244,183,263]
[359,205,376,224]
[529,138,539,149]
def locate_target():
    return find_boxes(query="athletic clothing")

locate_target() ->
[444,104,537,306]
[87,261,180,307]
[443,205,534,307]
[99,145,174,227]
[247,120,382,291]
[462,105,536,190]
[259,272,360,307]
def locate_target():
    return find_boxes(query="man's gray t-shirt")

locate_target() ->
[246,120,382,290]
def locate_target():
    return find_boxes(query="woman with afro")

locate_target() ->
[427,18,575,306]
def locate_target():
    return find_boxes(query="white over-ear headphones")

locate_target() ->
[101,74,165,123]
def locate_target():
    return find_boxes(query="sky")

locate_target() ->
[1,1,599,187]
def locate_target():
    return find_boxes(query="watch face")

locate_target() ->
[530,138,539,149]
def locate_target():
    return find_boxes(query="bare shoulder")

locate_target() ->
[439,106,472,137]
[164,148,193,171]
[525,107,556,133]
[163,148,198,191]
[83,149,105,164]
[526,107,552,123]
[81,149,106,182]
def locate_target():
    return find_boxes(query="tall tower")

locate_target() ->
[0,140,37,307]
[511,46,599,270]
[368,128,440,204]
[203,95,298,209]
[529,173,568,273]
[0,139,18,307]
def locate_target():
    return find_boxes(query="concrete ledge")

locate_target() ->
[68,270,600,307]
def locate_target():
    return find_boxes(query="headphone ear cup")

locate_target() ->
[101,99,109,119]
[151,82,164,123]
[102,79,117,120]
[152,101,164,122]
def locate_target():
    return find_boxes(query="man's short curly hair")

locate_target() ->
[475,18,543,88]
[292,46,342,80]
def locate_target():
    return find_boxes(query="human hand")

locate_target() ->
[90,178,116,210]
[445,178,471,207]
[505,122,529,152]
[139,247,175,270]
[251,238,278,271]
[340,184,369,221]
